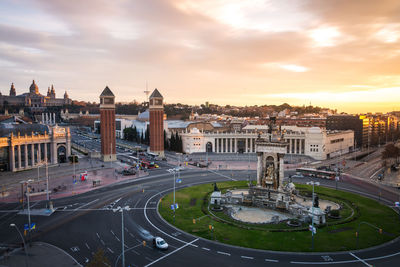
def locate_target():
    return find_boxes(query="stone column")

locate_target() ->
[245,138,248,153]
[66,128,71,158]
[10,146,15,172]
[230,138,233,153]
[257,152,263,186]
[17,145,21,169]
[38,142,41,162]
[41,113,44,123]
[215,138,218,153]
[279,155,284,191]
[44,142,48,163]
[31,144,35,166]
[24,144,28,168]
[51,141,57,164]
[234,138,237,153]
[250,138,253,153]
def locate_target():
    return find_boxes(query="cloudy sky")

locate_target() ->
[1,0,400,113]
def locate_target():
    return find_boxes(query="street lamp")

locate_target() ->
[306,181,320,251]
[113,206,130,267]
[23,179,34,245]
[10,223,29,267]
[167,168,180,223]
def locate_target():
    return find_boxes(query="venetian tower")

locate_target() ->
[100,86,116,162]
[149,88,164,157]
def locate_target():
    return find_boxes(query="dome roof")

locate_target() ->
[29,80,39,94]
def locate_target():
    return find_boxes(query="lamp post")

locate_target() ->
[45,159,49,203]
[306,181,320,251]
[167,168,179,223]
[113,206,130,267]
[23,179,34,246]
[10,224,29,267]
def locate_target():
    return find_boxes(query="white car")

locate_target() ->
[153,237,168,250]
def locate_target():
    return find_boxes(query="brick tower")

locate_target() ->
[149,88,164,156]
[100,86,116,162]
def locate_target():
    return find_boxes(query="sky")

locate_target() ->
[0,0,400,114]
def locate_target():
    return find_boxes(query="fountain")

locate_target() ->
[211,118,334,225]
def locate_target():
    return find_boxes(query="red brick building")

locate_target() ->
[99,86,116,162]
[149,89,164,156]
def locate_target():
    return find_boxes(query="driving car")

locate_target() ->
[153,237,168,250]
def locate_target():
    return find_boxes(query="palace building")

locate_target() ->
[0,124,71,172]
[0,80,72,110]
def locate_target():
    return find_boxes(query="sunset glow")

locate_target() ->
[1,0,399,113]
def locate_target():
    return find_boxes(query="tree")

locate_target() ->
[133,126,138,142]
[382,143,400,161]
[145,127,150,145]
[170,133,176,151]
[164,130,169,150]
[86,248,110,267]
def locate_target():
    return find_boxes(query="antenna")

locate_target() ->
[143,81,150,102]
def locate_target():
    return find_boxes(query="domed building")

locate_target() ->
[0,80,72,110]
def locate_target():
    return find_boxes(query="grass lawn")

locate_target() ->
[158,181,400,252]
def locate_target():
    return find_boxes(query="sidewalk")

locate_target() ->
[0,242,81,267]
[0,160,148,203]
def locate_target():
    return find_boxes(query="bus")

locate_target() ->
[147,152,158,160]
[295,168,335,180]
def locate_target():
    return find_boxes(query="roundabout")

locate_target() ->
[157,181,400,252]
[1,166,400,266]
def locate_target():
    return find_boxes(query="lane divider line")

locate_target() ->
[144,238,199,267]
[349,252,372,267]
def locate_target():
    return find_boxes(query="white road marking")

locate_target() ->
[96,233,100,238]
[107,247,114,254]
[202,247,210,251]
[129,233,135,238]
[115,236,120,242]
[265,258,279,262]
[217,251,231,256]
[73,199,99,211]
[85,243,90,250]
[70,246,80,252]
[100,239,105,246]
[144,238,199,267]
[241,256,254,259]
[111,230,115,236]
[208,169,237,181]
[349,252,372,267]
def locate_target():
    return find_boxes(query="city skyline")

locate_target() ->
[1,0,400,113]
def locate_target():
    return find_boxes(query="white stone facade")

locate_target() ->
[180,126,354,160]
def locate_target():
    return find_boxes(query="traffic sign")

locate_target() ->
[395,202,400,207]
[176,178,182,183]
[24,223,36,230]
[335,176,340,181]
[309,225,316,234]
[170,203,179,210]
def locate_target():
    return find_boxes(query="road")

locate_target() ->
[1,162,400,267]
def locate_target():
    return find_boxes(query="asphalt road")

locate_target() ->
[1,165,400,267]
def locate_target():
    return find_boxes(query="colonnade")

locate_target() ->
[212,136,306,155]
[9,141,59,171]
[214,137,257,153]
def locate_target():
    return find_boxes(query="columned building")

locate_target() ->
[149,89,164,156]
[180,126,354,161]
[99,86,116,162]
[0,124,71,172]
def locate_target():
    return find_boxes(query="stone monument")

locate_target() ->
[246,118,291,210]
